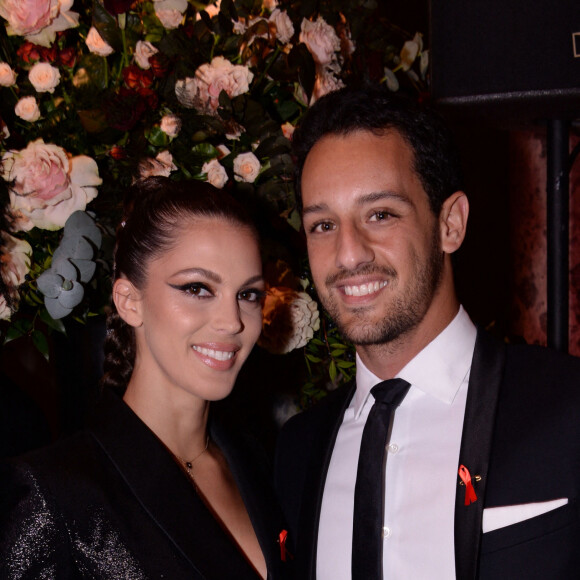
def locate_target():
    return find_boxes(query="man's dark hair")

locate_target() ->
[293,84,464,215]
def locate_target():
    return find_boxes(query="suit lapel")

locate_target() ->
[454,328,505,579]
[297,382,356,579]
[89,390,260,580]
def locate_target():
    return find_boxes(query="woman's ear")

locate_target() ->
[439,191,469,254]
[113,278,143,328]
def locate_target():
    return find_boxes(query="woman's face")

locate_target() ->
[129,217,264,403]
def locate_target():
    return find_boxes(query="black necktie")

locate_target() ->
[352,378,411,579]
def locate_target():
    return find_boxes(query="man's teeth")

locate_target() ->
[344,281,387,296]
[192,346,235,361]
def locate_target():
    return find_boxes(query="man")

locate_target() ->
[274,85,580,579]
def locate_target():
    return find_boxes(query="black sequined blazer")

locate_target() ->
[0,389,290,579]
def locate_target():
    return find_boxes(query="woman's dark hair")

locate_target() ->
[101,176,258,392]
[293,83,464,216]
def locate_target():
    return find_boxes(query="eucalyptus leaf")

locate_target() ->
[37,271,65,299]
[57,281,85,309]
[45,296,73,320]
[70,258,97,283]
[63,211,102,247]
[58,235,94,260]
[52,256,78,281]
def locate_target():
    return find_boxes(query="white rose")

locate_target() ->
[159,114,181,138]
[259,288,321,354]
[0,62,17,86]
[86,26,114,57]
[201,159,228,189]
[0,0,79,48]
[1,139,101,231]
[400,35,421,71]
[262,0,277,11]
[420,49,429,79]
[232,19,247,35]
[269,9,294,44]
[299,16,340,66]
[29,62,61,93]
[138,150,177,178]
[135,40,158,69]
[233,152,260,183]
[383,67,400,92]
[311,67,344,104]
[15,96,41,122]
[0,232,31,287]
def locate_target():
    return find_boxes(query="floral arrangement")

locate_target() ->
[0,0,428,405]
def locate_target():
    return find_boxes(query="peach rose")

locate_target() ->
[0,62,16,86]
[154,0,187,29]
[138,150,177,178]
[259,287,320,354]
[2,139,101,231]
[176,56,254,111]
[86,26,114,57]
[29,61,60,93]
[159,113,181,138]
[15,96,41,122]
[201,159,228,189]
[233,152,260,183]
[269,9,294,44]
[281,122,295,141]
[0,231,31,287]
[135,40,158,69]
[299,16,340,66]
[0,0,79,47]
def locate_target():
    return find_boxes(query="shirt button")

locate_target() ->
[382,526,391,539]
[387,443,399,454]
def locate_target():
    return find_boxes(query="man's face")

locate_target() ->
[301,129,445,346]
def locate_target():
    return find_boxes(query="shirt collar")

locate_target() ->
[353,306,477,418]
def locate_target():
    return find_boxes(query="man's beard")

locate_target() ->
[319,227,444,346]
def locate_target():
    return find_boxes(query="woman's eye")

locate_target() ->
[238,289,266,303]
[171,283,213,297]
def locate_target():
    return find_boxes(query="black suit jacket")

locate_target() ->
[274,329,580,579]
[0,389,290,579]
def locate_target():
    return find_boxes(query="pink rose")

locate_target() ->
[269,9,294,44]
[0,0,79,47]
[29,61,60,93]
[299,16,340,66]
[0,62,17,86]
[86,27,114,57]
[0,294,11,320]
[233,151,260,183]
[201,159,228,189]
[1,139,101,231]
[154,0,187,29]
[0,231,31,287]
[135,40,158,69]
[176,56,253,111]
[281,122,295,141]
[311,66,344,104]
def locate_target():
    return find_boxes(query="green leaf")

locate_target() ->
[4,318,32,344]
[146,125,170,147]
[32,330,50,361]
[330,348,346,357]
[305,354,322,363]
[39,308,67,334]
[336,361,356,369]
[329,359,337,382]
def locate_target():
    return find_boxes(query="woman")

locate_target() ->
[0,177,289,579]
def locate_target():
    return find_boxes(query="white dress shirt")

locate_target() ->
[316,307,477,579]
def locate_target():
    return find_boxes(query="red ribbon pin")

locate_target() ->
[458,464,478,505]
[279,529,288,562]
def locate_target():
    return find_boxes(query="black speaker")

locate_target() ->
[430,0,580,121]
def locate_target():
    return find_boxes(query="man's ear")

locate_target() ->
[439,191,469,254]
[113,278,143,328]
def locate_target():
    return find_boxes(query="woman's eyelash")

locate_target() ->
[239,288,267,302]
[169,282,213,297]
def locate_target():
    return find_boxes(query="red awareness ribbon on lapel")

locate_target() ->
[279,529,289,562]
[458,465,478,505]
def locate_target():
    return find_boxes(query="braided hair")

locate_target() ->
[100,176,258,393]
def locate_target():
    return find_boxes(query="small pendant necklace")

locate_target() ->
[176,435,210,476]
